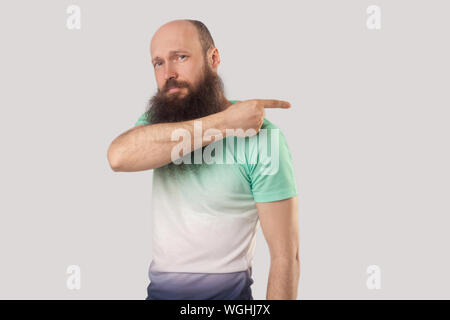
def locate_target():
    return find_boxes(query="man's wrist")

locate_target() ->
[209,111,229,138]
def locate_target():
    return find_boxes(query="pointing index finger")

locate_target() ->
[257,99,291,109]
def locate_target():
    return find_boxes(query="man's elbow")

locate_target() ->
[107,144,124,172]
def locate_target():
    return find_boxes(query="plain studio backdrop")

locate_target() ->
[0,0,449,299]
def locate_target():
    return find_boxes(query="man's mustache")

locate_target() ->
[164,79,190,92]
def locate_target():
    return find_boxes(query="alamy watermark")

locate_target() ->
[366,5,381,30]
[66,5,81,30]
[66,265,81,290]
[169,121,280,176]
[366,265,381,290]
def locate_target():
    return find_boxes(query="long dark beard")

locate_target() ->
[146,64,227,124]
[145,64,228,175]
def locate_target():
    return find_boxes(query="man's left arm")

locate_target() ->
[256,196,300,300]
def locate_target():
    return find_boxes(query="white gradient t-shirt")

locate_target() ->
[134,100,298,275]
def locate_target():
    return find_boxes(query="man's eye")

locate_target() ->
[178,55,187,60]
[154,61,162,67]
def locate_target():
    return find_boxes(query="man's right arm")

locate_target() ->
[106,99,291,172]
[107,112,227,172]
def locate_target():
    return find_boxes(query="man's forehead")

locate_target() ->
[150,22,200,60]
[151,39,194,60]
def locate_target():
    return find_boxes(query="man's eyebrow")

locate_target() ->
[152,50,191,63]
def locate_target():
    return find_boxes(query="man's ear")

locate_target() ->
[208,47,221,71]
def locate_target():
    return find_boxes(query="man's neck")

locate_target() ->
[222,96,233,111]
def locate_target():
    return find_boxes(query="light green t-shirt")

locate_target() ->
[135,100,298,274]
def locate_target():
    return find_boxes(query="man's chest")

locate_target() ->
[153,163,256,217]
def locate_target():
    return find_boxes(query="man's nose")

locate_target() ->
[164,63,178,81]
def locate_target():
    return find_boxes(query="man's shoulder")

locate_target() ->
[260,117,279,131]
[134,110,151,126]
[258,118,287,142]
[244,117,289,157]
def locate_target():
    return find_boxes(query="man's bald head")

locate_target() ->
[151,19,215,60]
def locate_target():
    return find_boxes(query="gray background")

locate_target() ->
[0,0,449,299]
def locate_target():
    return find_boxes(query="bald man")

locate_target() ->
[107,19,300,300]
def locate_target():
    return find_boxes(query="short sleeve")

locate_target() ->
[247,122,298,202]
[134,112,150,127]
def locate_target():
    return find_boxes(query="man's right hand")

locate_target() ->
[219,99,291,137]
